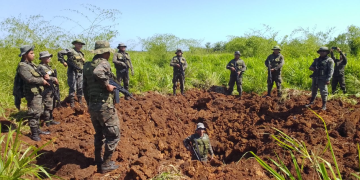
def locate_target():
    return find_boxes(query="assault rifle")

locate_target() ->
[66,60,82,73]
[36,68,61,107]
[187,141,200,161]
[108,72,136,103]
[267,61,272,84]
[234,60,240,82]
[177,57,185,78]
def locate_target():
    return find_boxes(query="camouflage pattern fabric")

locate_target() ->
[67,69,83,98]
[310,56,334,101]
[37,63,56,122]
[265,53,285,95]
[226,58,246,95]
[331,51,347,93]
[113,51,133,91]
[26,94,43,128]
[170,56,188,93]
[183,133,214,162]
[83,55,120,156]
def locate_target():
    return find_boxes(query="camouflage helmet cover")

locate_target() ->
[234,51,241,55]
[117,43,127,48]
[39,51,53,60]
[271,45,281,51]
[196,123,205,130]
[317,47,330,53]
[175,48,183,54]
[92,41,114,55]
[18,45,34,57]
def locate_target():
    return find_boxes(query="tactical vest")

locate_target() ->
[38,64,54,77]
[114,52,131,70]
[69,49,85,69]
[172,56,186,73]
[313,57,332,79]
[269,54,282,68]
[18,62,44,96]
[192,134,210,158]
[83,58,113,103]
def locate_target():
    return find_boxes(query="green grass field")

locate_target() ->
[1,47,359,115]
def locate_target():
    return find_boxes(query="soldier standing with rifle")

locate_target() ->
[14,45,51,141]
[170,49,188,96]
[306,47,334,110]
[183,123,214,162]
[83,41,120,173]
[58,39,86,107]
[264,46,285,97]
[330,47,347,94]
[226,51,246,97]
[37,51,61,127]
[113,43,134,100]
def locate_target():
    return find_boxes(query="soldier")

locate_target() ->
[306,47,334,110]
[112,43,134,100]
[58,39,86,107]
[264,46,285,97]
[226,51,246,97]
[330,47,347,94]
[83,41,120,173]
[183,123,214,162]
[16,45,50,141]
[37,51,61,127]
[170,49,188,96]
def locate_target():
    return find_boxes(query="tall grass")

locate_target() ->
[249,109,360,180]
[0,123,52,179]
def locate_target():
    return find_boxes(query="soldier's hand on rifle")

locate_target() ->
[43,79,50,86]
[326,81,330,85]
[44,74,50,80]
[63,62,68,67]
[337,47,341,52]
[230,67,235,71]
[53,78,59,85]
[271,69,275,72]
[176,64,180,68]
[106,84,116,92]
[237,71,241,75]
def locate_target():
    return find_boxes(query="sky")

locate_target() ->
[0,0,359,50]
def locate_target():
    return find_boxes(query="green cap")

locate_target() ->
[271,45,281,51]
[39,51,53,59]
[18,45,34,57]
[317,47,330,53]
[175,48,183,54]
[72,39,85,45]
[92,41,113,54]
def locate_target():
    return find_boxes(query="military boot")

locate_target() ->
[101,152,119,174]
[238,91,242,98]
[69,97,75,108]
[322,100,327,111]
[30,127,41,141]
[38,127,50,135]
[343,88,347,94]
[173,89,176,96]
[77,96,83,104]
[46,120,60,127]
[305,97,315,107]
[125,96,130,100]
[277,90,282,97]
[181,89,185,96]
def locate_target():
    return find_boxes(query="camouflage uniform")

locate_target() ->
[37,62,59,126]
[265,46,285,97]
[183,123,214,162]
[112,44,133,98]
[58,40,86,105]
[170,49,188,95]
[226,51,246,96]
[330,51,347,94]
[83,41,120,173]
[307,47,334,110]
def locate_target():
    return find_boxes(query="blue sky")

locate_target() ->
[0,0,359,50]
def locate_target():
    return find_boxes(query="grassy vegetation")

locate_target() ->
[150,165,186,180]
[0,123,52,179]
[249,109,360,180]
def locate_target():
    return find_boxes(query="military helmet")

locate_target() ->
[92,41,114,55]
[72,39,85,45]
[234,51,241,55]
[39,51,53,60]
[117,43,127,48]
[18,45,34,57]
[196,123,205,130]
[175,48,183,54]
[271,45,281,51]
[317,47,330,53]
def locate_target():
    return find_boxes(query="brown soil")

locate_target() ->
[15,89,360,180]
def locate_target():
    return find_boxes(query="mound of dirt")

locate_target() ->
[18,89,360,179]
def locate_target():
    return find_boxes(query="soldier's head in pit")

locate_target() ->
[195,123,205,137]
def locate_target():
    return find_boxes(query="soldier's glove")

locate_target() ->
[131,70,134,76]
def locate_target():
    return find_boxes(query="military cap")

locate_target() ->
[92,40,114,55]
[271,45,281,51]
[196,123,205,130]
[72,39,85,45]
[234,51,241,55]
[18,45,34,57]
[175,48,183,54]
[39,51,53,60]
[317,47,330,53]
[117,43,127,48]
